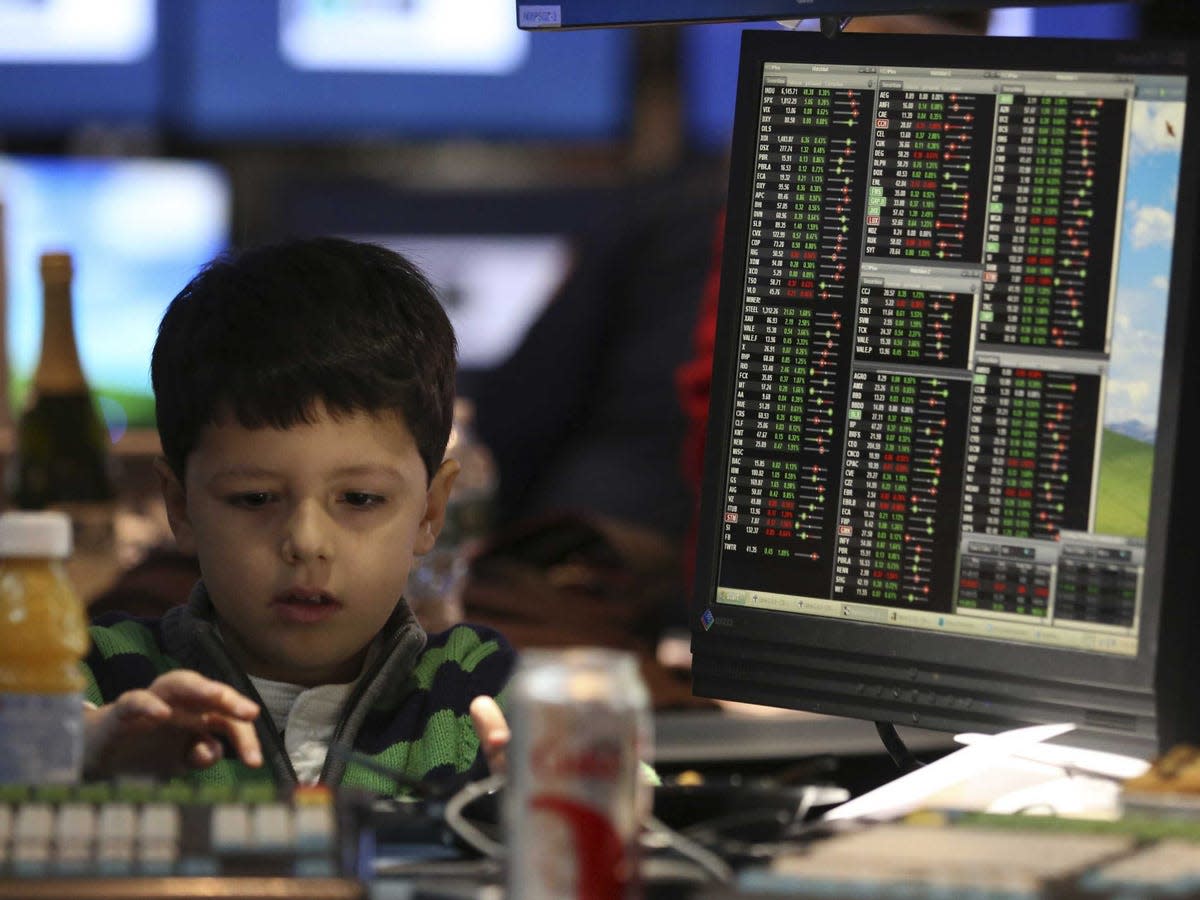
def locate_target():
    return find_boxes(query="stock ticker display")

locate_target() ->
[715,59,1185,656]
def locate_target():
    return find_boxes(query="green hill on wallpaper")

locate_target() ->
[9,378,157,433]
[1094,427,1154,539]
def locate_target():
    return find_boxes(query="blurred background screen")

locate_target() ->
[0,155,232,434]
[170,0,634,141]
[0,0,635,142]
[271,180,624,375]
[0,0,160,133]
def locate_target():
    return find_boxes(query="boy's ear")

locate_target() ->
[415,458,460,556]
[154,457,197,554]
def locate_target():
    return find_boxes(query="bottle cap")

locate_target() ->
[0,510,73,558]
[39,251,73,283]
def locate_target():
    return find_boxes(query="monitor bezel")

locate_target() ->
[690,31,1200,757]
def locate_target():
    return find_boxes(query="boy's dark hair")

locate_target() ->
[152,237,457,481]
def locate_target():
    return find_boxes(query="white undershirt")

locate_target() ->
[247,674,353,785]
[218,629,382,784]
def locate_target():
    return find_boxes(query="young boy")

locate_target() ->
[82,237,512,793]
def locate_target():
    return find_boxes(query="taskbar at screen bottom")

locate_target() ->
[714,587,1138,657]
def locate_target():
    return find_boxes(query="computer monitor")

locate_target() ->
[690,30,1200,758]
[517,0,1103,29]
[0,155,232,435]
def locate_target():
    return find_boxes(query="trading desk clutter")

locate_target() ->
[7,725,1200,897]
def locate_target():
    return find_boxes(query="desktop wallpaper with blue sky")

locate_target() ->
[1093,96,1185,537]
[1106,98,1185,442]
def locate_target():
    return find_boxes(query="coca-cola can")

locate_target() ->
[505,648,652,899]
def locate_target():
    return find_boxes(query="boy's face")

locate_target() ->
[158,403,457,686]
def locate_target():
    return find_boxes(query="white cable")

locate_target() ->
[444,774,737,883]
[642,816,735,884]
[443,772,508,859]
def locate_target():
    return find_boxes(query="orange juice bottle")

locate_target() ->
[0,510,89,783]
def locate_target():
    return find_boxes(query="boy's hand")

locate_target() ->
[83,670,263,779]
[469,695,510,774]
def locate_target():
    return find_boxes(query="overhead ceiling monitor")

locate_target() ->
[517,0,1106,29]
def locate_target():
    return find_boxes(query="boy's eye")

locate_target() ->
[228,492,274,509]
[343,491,386,508]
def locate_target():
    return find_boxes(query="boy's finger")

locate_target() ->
[227,718,264,768]
[469,696,510,772]
[151,671,260,720]
[164,709,264,768]
[113,689,173,722]
[469,696,509,739]
[188,736,223,769]
[204,714,264,768]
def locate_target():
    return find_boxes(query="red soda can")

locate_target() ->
[505,648,652,899]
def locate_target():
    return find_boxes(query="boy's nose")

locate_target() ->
[280,500,333,563]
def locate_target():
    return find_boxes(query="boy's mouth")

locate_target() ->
[272,589,342,623]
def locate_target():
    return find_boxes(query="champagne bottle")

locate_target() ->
[6,252,116,592]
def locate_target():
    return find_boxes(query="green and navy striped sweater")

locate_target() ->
[82,583,515,797]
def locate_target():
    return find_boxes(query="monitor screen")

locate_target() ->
[690,31,1200,757]
[172,0,632,141]
[0,155,232,435]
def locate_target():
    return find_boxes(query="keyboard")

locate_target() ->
[0,780,365,899]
